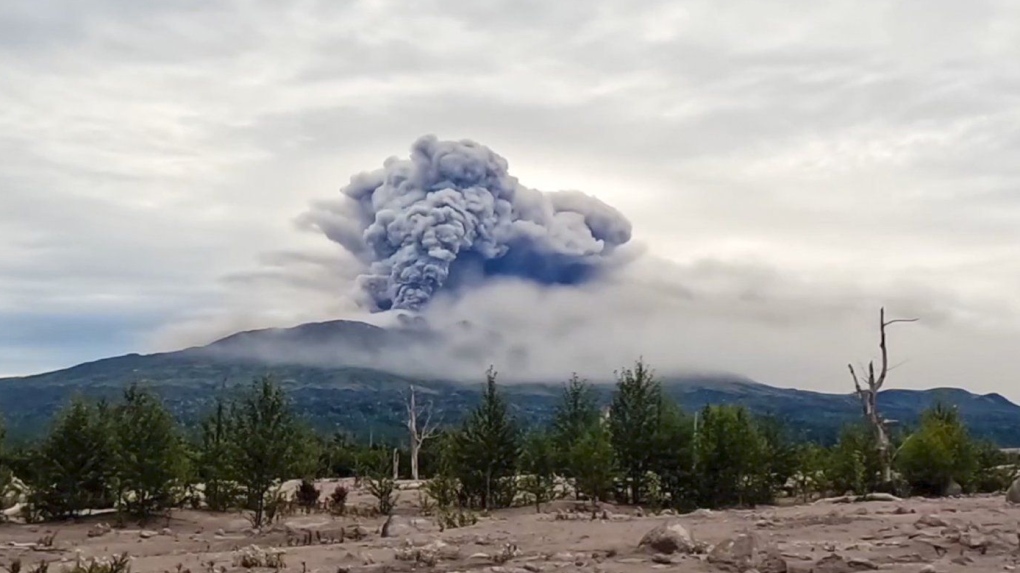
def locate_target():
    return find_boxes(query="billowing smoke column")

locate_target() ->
[303,135,633,311]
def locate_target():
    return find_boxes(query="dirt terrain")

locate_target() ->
[2,480,1019,573]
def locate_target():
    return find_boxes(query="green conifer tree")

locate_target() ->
[608,359,662,504]
[569,422,616,508]
[228,375,304,527]
[197,396,239,511]
[112,383,188,519]
[550,373,600,475]
[452,367,521,510]
[26,397,115,519]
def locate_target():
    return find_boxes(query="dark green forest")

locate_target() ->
[1,360,1015,527]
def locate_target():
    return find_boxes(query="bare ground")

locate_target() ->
[3,480,1019,573]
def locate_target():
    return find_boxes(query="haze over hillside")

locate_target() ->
[2,319,1018,447]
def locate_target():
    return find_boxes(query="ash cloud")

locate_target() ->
[300,135,633,311]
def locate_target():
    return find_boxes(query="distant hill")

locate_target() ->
[1,320,1018,446]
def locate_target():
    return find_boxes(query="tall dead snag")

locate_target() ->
[848,307,917,485]
[405,385,438,481]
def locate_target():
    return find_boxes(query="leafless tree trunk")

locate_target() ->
[392,448,400,481]
[848,307,917,485]
[406,385,438,481]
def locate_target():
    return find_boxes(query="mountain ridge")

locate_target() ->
[1,319,1018,445]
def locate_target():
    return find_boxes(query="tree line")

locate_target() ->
[0,359,1015,528]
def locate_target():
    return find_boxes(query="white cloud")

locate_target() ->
[2,0,1020,400]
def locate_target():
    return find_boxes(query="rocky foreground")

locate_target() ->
[2,481,1019,573]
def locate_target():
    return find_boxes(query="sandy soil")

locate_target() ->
[2,480,1018,573]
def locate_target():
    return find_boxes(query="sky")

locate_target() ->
[2,0,1020,398]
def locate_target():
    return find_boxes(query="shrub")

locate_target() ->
[896,404,977,496]
[423,473,459,510]
[295,479,320,513]
[366,474,398,515]
[328,485,348,515]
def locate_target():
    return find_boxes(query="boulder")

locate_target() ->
[638,520,699,555]
[380,515,438,538]
[812,554,880,573]
[707,532,787,573]
[944,479,962,497]
[914,514,949,528]
[1006,478,1020,504]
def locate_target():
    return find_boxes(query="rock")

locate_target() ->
[139,530,158,539]
[944,479,962,497]
[650,554,673,564]
[160,528,173,536]
[812,554,881,573]
[846,557,879,570]
[707,532,786,573]
[87,523,111,538]
[380,515,437,538]
[919,565,937,573]
[1007,478,1020,504]
[914,514,949,528]
[638,521,698,555]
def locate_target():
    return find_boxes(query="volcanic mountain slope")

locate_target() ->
[1,320,1018,445]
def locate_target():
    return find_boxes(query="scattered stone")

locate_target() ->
[944,479,962,497]
[87,523,111,538]
[812,554,848,573]
[846,557,879,570]
[638,520,699,555]
[919,565,936,573]
[707,532,787,573]
[380,515,437,538]
[1007,478,1020,504]
[914,514,949,529]
[139,530,158,539]
[650,554,673,564]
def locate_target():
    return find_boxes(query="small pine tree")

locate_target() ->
[0,417,14,515]
[570,422,616,508]
[228,375,305,528]
[26,397,116,519]
[197,396,240,511]
[897,403,978,496]
[112,383,188,520]
[550,374,600,476]
[520,431,557,512]
[451,367,521,510]
[608,359,662,504]
[693,405,767,508]
[647,397,694,510]
[825,423,883,495]
[295,479,321,513]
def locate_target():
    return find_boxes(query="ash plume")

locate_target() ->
[301,135,633,311]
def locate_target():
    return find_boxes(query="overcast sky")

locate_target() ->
[3,0,1020,399]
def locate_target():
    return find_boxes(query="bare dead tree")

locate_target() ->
[847,307,918,484]
[405,385,439,481]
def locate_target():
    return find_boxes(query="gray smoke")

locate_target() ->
[301,135,633,311]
